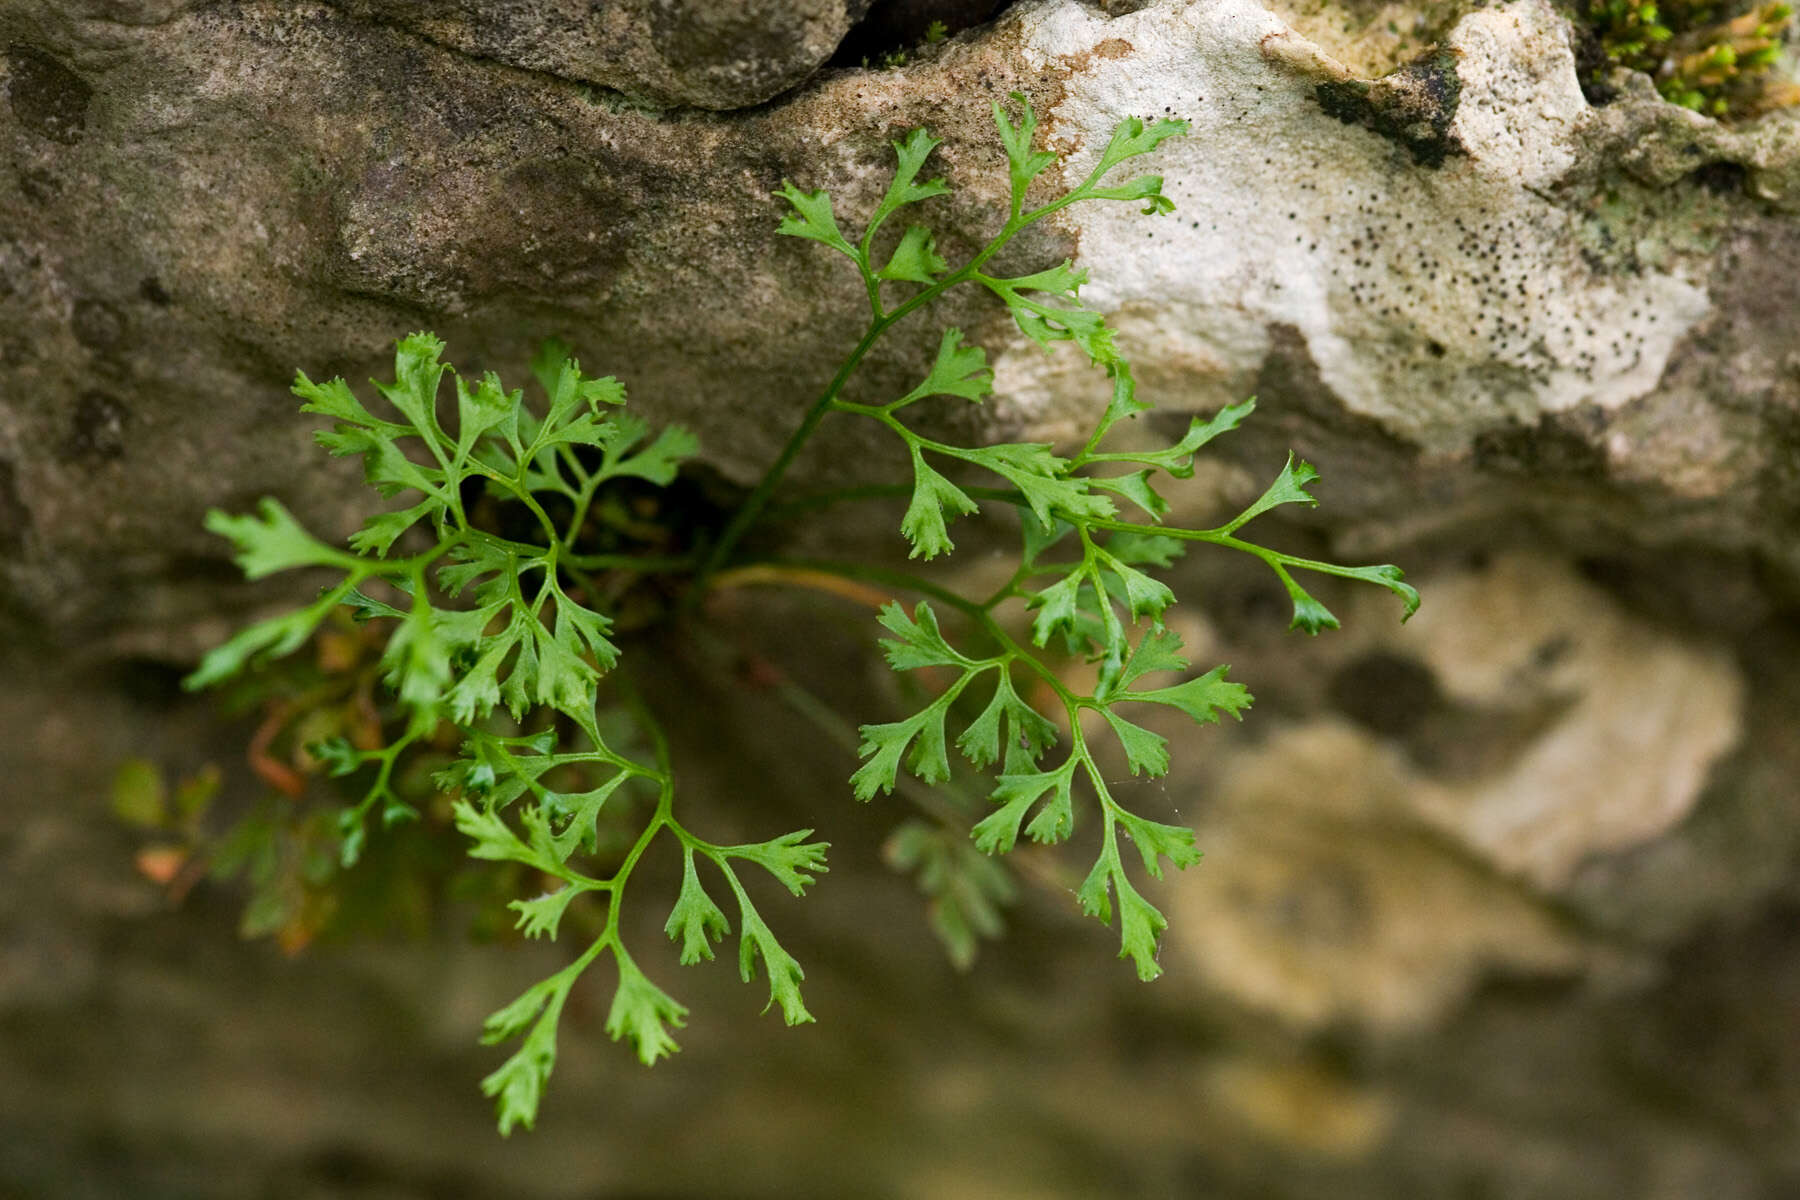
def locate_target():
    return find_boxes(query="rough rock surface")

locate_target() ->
[4,0,1800,639]
[325,0,874,109]
[3,0,1800,1196]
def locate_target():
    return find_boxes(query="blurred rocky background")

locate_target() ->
[3,0,1799,1196]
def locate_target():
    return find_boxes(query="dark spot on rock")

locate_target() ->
[109,657,191,707]
[1532,635,1573,670]
[1578,548,1772,634]
[71,298,124,350]
[6,44,93,145]
[1687,161,1748,196]
[831,0,1011,67]
[304,1143,388,1189]
[1245,324,1423,515]
[138,277,172,306]
[166,554,245,588]
[1571,23,1619,107]
[63,391,129,461]
[1233,579,1290,629]
[0,458,29,552]
[1264,864,1371,945]
[16,166,59,205]
[1426,339,1446,357]
[1757,404,1800,534]
[1315,78,1374,124]
[1472,413,1608,479]
[1316,48,1466,169]
[476,155,653,293]
[1327,651,1443,739]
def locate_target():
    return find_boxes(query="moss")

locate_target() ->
[1581,1,1800,120]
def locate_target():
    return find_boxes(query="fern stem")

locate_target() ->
[689,184,1067,605]
[684,322,888,605]
[748,557,978,615]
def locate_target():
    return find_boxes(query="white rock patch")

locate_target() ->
[1006,0,1711,451]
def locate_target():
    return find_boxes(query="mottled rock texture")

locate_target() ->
[327,0,872,109]
[3,0,1799,1196]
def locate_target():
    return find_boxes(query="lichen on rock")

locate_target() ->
[1315,46,1465,168]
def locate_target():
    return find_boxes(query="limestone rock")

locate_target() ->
[1003,0,1739,451]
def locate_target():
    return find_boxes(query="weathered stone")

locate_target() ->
[324,0,871,110]
[0,2,1060,644]
[1003,0,1800,581]
[3,0,1800,638]
[1315,47,1466,169]
[60,391,129,461]
[1169,718,1595,1033]
[1007,0,1714,451]
[3,42,90,144]
[1356,553,1744,890]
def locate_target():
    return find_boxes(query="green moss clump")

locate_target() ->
[1586,1,1799,118]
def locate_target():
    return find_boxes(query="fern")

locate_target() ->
[185,94,1416,1134]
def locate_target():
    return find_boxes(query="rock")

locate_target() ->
[1005,0,1716,449]
[325,0,872,110]
[3,42,91,145]
[1202,546,1787,941]
[4,0,1800,639]
[1201,1056,1395,1158]
[1358,552,1744,891]
[0,2,1052,644]
[1167,720,1596,1034]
